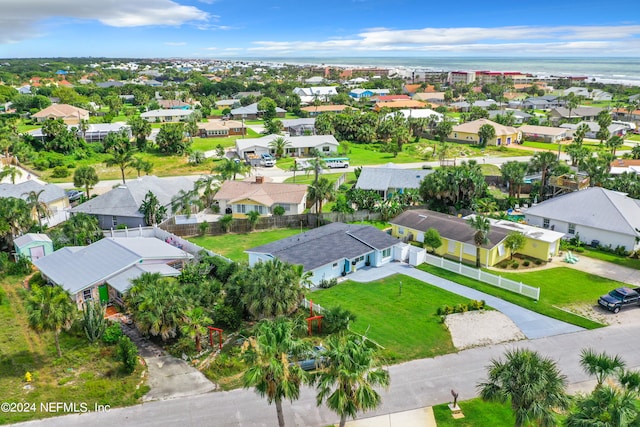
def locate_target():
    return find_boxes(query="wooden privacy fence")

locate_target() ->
[423,253,540,300]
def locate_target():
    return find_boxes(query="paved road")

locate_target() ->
[349,262,583,339]
[17,322,640,427]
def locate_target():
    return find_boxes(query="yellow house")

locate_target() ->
[450,118,521,146]
[0,180,69,227]
[389,210,564,265]
[213,176,308,218]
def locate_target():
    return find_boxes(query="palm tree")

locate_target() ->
[73,165,99,198]
[194,174,221,208]
[104,149,134,184]
[306,156,327,183]
[0,197,35,247]
[214,158,250,181]
[62,213,103,245]
[139,191,167,226]
[268,136,291,159]
[242,317,310,427]
[0,166,23,184]
[566,385,638,427]
[606,135,625,156]
[25,285,75,357]
[129,157,154,178]
[580,348,626,388]
[181,307,212,353]
[528,151,558,201]
[466,215,490,268]
[246,210,261,230]
[171,189,202,218]
[235,258,307,320]
[477,348,569,427]
[308,177,335,215]
[477,123,496,147]
[23,189,51,229]
[314,333,390,427]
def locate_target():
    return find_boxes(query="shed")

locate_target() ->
[14,233,54,261]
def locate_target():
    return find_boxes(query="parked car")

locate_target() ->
[260,153,276,167]
[598,287,640,313]
[295,345,326,371]
[65,189,84,202]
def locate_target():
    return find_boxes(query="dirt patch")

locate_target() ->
[444,310,526,350]
[562,303,640,326]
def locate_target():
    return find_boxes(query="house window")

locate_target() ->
[568,223,576,235]
[322,145,330,152]
[397,227,405,235]
[332,262,338,267]
[112,216,118,227]
[543,218,550,229]
[382,248,391,258]
[83,288,92,301]
[237,204,246,214]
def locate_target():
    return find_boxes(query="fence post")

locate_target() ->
[458,263,462,274]
[440,257,444,268]
[519,282,523,294]
[498,275,502,289]
[477,268,481,280]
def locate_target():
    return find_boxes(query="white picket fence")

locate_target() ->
[424,253,541,301]
[301,298,325,314]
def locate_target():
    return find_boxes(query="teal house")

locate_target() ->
[14,233,54,261]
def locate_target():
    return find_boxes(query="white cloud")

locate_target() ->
[249,24,640,56]
[0,0,209,43]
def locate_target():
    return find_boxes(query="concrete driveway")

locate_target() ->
[347,262,583,339]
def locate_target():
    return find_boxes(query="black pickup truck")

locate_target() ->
[598,287,640,313]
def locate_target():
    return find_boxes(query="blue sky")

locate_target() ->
[1,0,639,58]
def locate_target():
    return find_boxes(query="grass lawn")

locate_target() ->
[479,164,500,175]
[283,171,356,185]
[576,247,640,270]
[417,264,608,329]
[626,134,640,142]
[0,276,146,424]
[309,275,479,363]
[188,228,308,262]
[347,220,391,230]
[433,398,514,427]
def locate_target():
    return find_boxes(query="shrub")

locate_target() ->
[323,306,356,334]
[9,256,32,275]
[511,261,520,269]
[523,260,530,267]
[272,205,285,216]
[102,322,123,344]
[117,336,139,374]
[211,304,242,331]
[318,278,338,289]
[574,247,584,253]
[82,301,107,343]
[28,272,46,287]
[51,166,70,178]
[534,259,542,265]
[33,158,50,170]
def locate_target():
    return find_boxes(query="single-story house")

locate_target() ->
[355,164,434,199]
[371,95,412,103]
[157,100,192,110]
[524,187,640,252]
[449,100,497,112]
[33,237,192,308]
[246,222,401,285]
[518,125,571,143]
[348,88,374,99]
[14,233,54,261]
[521,96,565,110]
[140,109,195,123]
[385,108,443,121]
[235,134,340,159]
[487,109,533,125]
[230,102,286,120]
[609,159,640,176]
[30,123,131,143]
[198,120,245,138]
[0,180,69,227]
[293,87,338,102]
[559,121,627,139]
[450,118,521,146]
[300,105,352,116]
[373,100,427,111]
[31,104,90,124]
[214,99,238,109]
[214,176,307,217]
[389,209,510,267]
[233,91,262,100]
[549,107,603,124]
[70,175,195,229]
[563,87,613,102]
[281,118,316,136]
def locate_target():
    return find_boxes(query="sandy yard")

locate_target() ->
[445,310,526,350]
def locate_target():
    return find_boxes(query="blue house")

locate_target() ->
[14,233,54,261]
[246,223,401,285]
[349,89,374,99]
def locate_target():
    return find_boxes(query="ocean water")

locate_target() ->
[242,57,640,85]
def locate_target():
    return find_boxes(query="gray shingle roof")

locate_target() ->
[390,209,509,249]
[0,181,66,204]
[355,166,432,192]
[231,102,286,115]
[246,222,399,271]
[71,175,194,218]
[524,187,640,237]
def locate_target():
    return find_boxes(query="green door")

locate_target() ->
[98,285,109,304]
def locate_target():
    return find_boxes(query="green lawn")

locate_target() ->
[417,265,608,329]
[433,399,514,427]
[283,171,356,185]
[0,276,146,425]
[309,275,479,363]
[188,228,308,262]
[626,134,640,142]
[347,220,391,230]
[576,248,640,270]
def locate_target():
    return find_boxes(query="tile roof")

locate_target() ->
[247,222,399,271]
[31,104,89,119]
[452,118,518,136]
